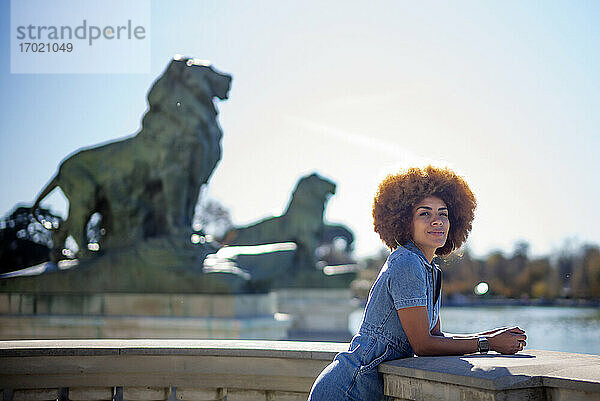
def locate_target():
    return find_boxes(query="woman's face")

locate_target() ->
[411,196,450,260]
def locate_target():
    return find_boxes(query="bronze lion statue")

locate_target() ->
[221,173,336,270]
[32,56,232,260]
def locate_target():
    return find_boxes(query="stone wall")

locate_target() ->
[1,340,600,401]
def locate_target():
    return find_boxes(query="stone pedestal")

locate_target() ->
[274,288,358,341]
[0,292,291,340]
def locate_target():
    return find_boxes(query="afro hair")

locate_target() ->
[372,166,476,255]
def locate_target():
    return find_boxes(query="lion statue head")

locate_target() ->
[140,56,232,144]
[284,173,337,217]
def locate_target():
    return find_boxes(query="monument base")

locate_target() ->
[274,288,359,341]
[0,292,291,340]
[0,315,291,340]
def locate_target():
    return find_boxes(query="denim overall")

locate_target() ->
[307,241,441,401]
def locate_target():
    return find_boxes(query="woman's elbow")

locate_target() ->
[410,336,438,356]
[413,347,434,357]
[411,342,431,356]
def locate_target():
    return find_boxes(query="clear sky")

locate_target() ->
[1,1,599,258]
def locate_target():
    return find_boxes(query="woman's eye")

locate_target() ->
[419,212,429,216]
[441,213,448,217]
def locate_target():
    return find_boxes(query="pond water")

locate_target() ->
[349,306,600,355]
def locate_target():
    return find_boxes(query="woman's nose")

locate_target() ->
[432,217,443,226]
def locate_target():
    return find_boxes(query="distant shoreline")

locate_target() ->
[442,297,600,308]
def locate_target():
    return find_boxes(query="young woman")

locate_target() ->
[308,166,527,401]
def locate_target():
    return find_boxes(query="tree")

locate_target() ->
[517,258,560,298]
[571,245,600,298]
[192,189,233,239]
[441,249,483,296]
[0,205,63,273]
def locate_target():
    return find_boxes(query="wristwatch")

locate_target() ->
[477,337,489,354]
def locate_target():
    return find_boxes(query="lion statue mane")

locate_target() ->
[32,56,232,260]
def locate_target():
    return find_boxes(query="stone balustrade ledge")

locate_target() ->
[1,340,599,401]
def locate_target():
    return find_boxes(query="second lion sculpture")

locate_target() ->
[32,56,232,260]
[221,173,337,270]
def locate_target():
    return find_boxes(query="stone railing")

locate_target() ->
[380,349,600,400]
[2,340,600,401]
[0,340,343,401]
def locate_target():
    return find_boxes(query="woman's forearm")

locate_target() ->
[413,334,479,356]
[403,309,525,356]
[423,327,526,355]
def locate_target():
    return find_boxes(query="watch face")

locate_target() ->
[478,337,489,352]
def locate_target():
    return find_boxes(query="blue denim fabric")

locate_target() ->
[307,241,441,401]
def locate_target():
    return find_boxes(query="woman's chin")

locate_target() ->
[426,236,447,248]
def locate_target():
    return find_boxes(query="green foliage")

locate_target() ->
[442,246,563,299]
[0,205,62,273]
[571,246,600,298]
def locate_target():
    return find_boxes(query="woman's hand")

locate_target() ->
[487,327,527,354]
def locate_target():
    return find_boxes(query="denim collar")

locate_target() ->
[402,240,438,271]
